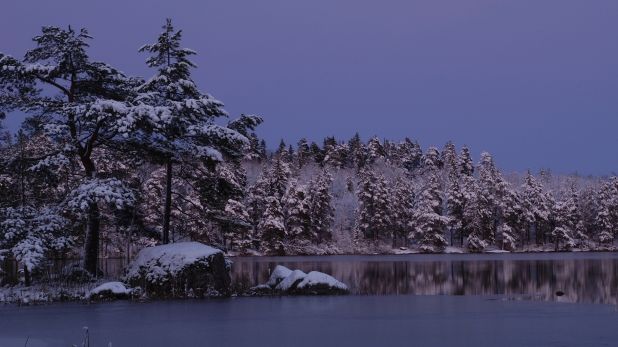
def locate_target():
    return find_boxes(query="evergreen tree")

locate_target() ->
[441,141,458,176]
[458,145,474,176]
[596,177,618,244]
[552,199,576,251]
[307,170,334,244]
[366,136,384,164]
[296,138,311,168]
[129,19,260,245]
[0,26,136,274]
[266,156,291,199]
[282,181,312,241]
[309,142,324,164]
[397,138,422,172]
[0,206,70,285]
[355,168,391,241]
[391,177,415,247]
[446,173,465,246]
[422,146,442,170]
[412,172,448,252]
[258,196,286,254]
[521,171,553,246]
[347,132,366,168]
[222,199,252,251]
[499,186,524,251]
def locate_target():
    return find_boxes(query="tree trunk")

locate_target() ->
[84,202,101,276]
[162,160,173,244]
[23,266,31,287]
[81,155,100,276]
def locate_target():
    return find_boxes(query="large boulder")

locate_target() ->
[125,242,231,298]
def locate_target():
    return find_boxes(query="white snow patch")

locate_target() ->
[275,270,307,291]
[444,246,465,254]
[267,265,293,287]
[485,249,511,254]
[297,271,348,291]
[88,281,131,297]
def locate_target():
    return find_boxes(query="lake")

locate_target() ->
[1,253,617,347]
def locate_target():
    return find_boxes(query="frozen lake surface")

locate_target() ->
[1,253,618,346]
[1,296,618,347]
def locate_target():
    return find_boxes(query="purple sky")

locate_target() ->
[1,0,617,175]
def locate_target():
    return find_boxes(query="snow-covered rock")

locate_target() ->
[251,265,349,296]
[266,265,294,287]
[125,242,231,298]
[296,271,348,294]
[88,281,132,300]
[275,269,307,291]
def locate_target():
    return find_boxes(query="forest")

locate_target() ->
[1,20,618,283]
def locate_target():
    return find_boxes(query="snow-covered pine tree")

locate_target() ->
[283,180,312,241]
[596,177,618,245]
[422,146,442,171]
[258,196,286,255]
[323,142,349,168]
[552,198,576,251]
[222,199,252,252]
[395,138,422,172]
[246,173,270,246]
[412,172,448,252]
[276,139,288,158]
[0,26,137,274]
[309,142,324,164]
[499,185,524,251]
[307,170,335,244]
[366,136,385,164]
[391,177,415,247]
[476,152,502,245]
[446,172,465,246]
[441,141,458,177]
[245,133,264,162]
[0,206,71,285]
[296,138,312,169]
[458,145,474,176]
[347,132,366,168]
[266,156,291,199]
[521,171,554,246]
[129,19,260,245]
[355,168,391,241]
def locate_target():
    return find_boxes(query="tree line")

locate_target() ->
[1,21,618,284]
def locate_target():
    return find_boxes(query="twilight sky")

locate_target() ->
[1,0,617,175]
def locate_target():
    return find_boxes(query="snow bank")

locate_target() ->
[88,281,131,299]
[444,247,465,254]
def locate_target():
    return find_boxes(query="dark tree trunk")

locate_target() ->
[81,155,101,276]
[162,160,173,244]
[84,202,101,276]
[23,266,31,287]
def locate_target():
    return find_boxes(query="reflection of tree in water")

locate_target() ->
[230,257,618,304]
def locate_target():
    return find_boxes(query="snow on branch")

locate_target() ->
[65,178,135,212]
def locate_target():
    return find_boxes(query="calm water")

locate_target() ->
[1,296,618,347]
[1,253,618,347]
[231,252,618,304]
